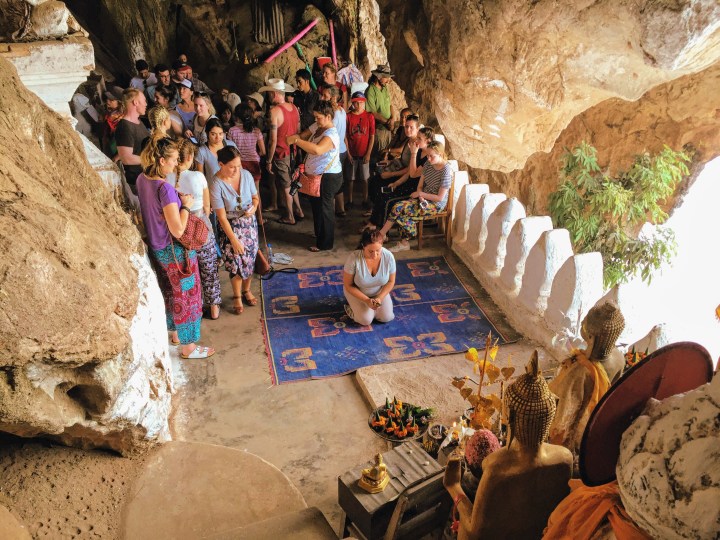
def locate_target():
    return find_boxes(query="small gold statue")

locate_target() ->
[358,453,390,493]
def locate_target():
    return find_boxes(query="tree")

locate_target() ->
[548,142,691,289]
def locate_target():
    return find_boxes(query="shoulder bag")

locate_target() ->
[299,152,338,197]
[157,182,209,251]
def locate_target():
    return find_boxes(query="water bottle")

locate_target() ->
[267,244,274,264]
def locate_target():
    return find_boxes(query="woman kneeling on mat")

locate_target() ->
[343,229,396,325]
[211,146,260,314]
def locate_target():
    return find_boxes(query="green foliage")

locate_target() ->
[548,142,691,289]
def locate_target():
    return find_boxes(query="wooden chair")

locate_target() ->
[382,470,452,540]
[416,172,455,250]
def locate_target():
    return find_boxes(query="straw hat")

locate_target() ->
[245,92,264,109]
[258,78,295,93]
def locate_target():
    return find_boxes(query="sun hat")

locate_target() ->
[245,92,264,109]
[178,79,192,89]
[351,91,366,102]
[258,78,295,93]
[225,92,242,110]
[371,64,394,78]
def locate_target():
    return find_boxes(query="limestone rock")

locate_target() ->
[0,56,172,455]
[617,376,720,539]
[381,0,720,173]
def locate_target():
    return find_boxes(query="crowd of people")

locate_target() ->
[99,53,453,355]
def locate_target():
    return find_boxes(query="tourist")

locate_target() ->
[146,63,174,105]
[101,86,123,161]
[147,106,172,140]
[320,84,349,216]
[153,85,184,137]
[386,107,414,160]
[345,91,375,208]
[218,102,233,132]
[342,229,396,325]
[136,136,214,359]
[377,141,452,252]
[211,146,260,315]
[173,79,196,134]
[263,78,304,225]
[195,118,237,182]
[228,103,265,188]
[367,126,434,230]
[322,62,348,110]
[129,59,157,90]
[175,139,221,320]
[286,101,343,252]
[190,92,217,145]
[172,58,213,96]
[293,69,319,131]
[365,65,395,157]
[116,88,150,191]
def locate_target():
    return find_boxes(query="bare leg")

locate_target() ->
[292,193,304,219]
[266,171,279,212]
[283,187,295,223]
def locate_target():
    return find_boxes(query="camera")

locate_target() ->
[289,178,302,196]
[381,186,394,194]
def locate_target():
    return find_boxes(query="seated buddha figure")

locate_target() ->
[358,453,389,493]
[444,352,573,539]
[549,303,626,455]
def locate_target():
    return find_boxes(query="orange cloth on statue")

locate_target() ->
[543,481,652,540]
[549,350,610,446]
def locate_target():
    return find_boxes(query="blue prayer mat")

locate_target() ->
[261,256,509,384]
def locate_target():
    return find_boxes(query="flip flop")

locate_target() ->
[242,291,258,306]
[276,218,296,225]
[181,345,215,360]
[170,337,181,346]
[308,246,321,252]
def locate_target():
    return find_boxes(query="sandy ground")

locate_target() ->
[0,199,544,538]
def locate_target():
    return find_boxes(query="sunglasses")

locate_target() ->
[194,91,208,98]
[406,114,420,122]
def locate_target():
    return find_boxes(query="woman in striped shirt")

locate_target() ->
[227,103,266,188]
[377,141,452,252]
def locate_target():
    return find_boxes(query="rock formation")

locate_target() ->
[617,376,720,539]
[0,56,173,455]
[379,0,720,173]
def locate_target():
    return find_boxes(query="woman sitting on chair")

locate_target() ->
[377,141,452,252]
[343,229,396,326]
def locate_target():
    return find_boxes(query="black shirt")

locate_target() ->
[115,118,149,183]
[293,89,320,131]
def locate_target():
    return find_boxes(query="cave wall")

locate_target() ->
[378,0,720,175]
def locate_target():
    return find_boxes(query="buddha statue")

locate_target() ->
[444,351,573,539]
[358,453,389,494]
[548,302,625,455]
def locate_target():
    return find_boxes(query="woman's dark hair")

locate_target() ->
[217,102,232,118]
[236,103,255,132]
[204,117,224,134]
[154,85,174,101]
[419,126,435,141]
[313,100,335,118]
[368,74,379,86]
[217,145,241,164]
[357,229,386,249]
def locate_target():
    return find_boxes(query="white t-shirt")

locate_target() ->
[306,125,342,175]
[176,170,208,212]
[130,74,158,89]
[343,248,396,297]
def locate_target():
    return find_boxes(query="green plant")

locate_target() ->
[548,141,691,289]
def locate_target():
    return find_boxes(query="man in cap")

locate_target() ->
[261,79,304,224]
[345,91,375,207]
[171,59,213,95]
[129,59,157,90]
[365,64,395,158]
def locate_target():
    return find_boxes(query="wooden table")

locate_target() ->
[338,441,443,540]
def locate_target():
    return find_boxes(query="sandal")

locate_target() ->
[232,295,244,314]
[276,218,296,226]
[308,246,321,252]
[170,336,181,346]
[242,290,258,307]
[181,345,215,360]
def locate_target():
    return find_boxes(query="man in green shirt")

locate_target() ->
[365,64,395,159]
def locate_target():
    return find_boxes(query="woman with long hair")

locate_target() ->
[136,135,214,359]
[173,80,196,134]
[175,139,222,319]
[227,103,265,188]
[154,85,184,137]
[211,146,260,314]
[343,229,396,325]
[378,141,453,252]
[286,101,344,252]
[195,118,237,181]
[190,93,216,145]
[321,84,349,216]
[147,106,172,139]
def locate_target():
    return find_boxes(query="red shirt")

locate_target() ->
[346,111,376,158]
[275,103,299,159]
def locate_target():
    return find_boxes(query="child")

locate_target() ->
[345,91,376,207]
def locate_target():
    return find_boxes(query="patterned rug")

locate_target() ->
[261,256,509,384]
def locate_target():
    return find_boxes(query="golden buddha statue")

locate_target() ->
[549,302,626,455]
[358,453,390,493]
[444,351,573,539]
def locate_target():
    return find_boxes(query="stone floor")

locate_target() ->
[169,200,551,536]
